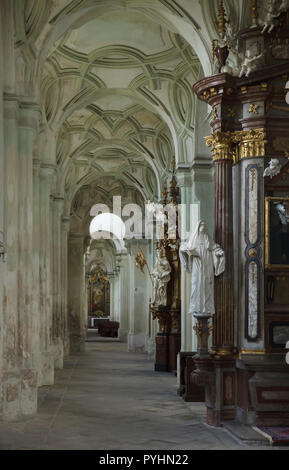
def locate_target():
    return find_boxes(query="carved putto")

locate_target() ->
[239,48,264,78]
[263,159,282,179]
[258,0,289,34]
[260,1,278,34]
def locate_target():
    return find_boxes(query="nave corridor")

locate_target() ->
[0,332,279,451]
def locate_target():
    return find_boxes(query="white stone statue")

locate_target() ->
[151,249,171,307]
[275,202,289,226]
[239,48,264,78]
[261,1,277,34]
[263,158,282,179]
[179,221,225,315]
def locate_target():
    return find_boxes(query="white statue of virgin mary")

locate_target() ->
[179,221,225,315]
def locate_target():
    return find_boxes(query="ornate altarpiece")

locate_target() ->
[88,268,110,318]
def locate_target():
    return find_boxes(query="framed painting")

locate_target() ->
[265,196,289,270]
[88,269,110,318]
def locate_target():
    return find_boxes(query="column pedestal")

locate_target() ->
[152,308,181,373]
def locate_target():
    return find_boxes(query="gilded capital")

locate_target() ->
[232,128,266,162]
[205,132,234,162]
[205,128,267,164]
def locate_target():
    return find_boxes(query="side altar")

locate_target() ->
[190,0,289,427]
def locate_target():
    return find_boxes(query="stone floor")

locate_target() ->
[0,331,286,450]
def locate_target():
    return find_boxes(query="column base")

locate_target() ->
[155,334,170,372]
[38,351,55,386]
[2,368,38,421]
[69,334,85,353]
[178,353,205,402]
[53,338,64,369]
[118,328,128,342]
[20,368,38,416]
[169,333,181,374]
[145,336,156,358]
[249,371,289,426]
[154,333,181,373]
[63,336,70,356]
[2,373,21,421]
[128,333,145,352]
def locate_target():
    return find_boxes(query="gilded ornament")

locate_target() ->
[227,107,236,118]
[205,128,266,163]
[249,248,257,258]
[205,132,233,161]
[248,103,260,114]
[232,128,266,161]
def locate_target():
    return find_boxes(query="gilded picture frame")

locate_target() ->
[265,196,289,270]
[88,269,110,317]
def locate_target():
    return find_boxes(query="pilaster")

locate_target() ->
[116,253,129,342]
[68,234,86,353]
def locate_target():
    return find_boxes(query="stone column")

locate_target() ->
[38,164,55,386]
[32,157,41,380]
[0,27,4,417]
[51,196,65,368]
[61,217,70,355]
[107,273,115,321]
[127,241,149,352]
[67,235,86,353]
[116,253,129,342]
[113,268,120,322]
[177,171,196,353]
[2,94,21,420]
[17,101,41,415]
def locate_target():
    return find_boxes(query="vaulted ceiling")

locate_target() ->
[14,0,247,232]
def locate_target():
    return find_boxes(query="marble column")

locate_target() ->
[214,156,235,355]
[67,235,86,353]
[206,134,235,356]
